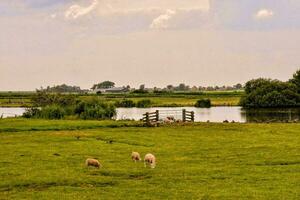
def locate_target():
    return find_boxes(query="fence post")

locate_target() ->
[182,109,186,122]
[155,110,159,122]
[145,112,149,124]
[191,111,194,122]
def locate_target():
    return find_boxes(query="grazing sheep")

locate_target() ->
[144,153,156,169]
[86,158,101,168]
[131,152,141,162]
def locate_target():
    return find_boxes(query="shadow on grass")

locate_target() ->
[0,180,117,192]
[91,171,152,181]
[255,160,300,166]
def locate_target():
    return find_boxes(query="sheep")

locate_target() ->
[86,158,101,168]
[144,153,156,169]
[131,152,141,162]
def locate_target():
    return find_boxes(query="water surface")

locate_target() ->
[1,107,300,123]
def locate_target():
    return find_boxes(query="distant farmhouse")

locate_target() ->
[93,87,129,94]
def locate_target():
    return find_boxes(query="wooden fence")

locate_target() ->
[142,110,159,124]
[143,109,194,125]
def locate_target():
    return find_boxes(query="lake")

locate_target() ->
[0,107,26,118]
[1,107,300,123]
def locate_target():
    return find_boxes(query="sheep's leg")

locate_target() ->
[144,161,147,168]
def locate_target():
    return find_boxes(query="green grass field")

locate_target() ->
[0,119,299,199]
[0,91,243,107]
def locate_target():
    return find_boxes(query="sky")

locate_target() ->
[0,0,300,90]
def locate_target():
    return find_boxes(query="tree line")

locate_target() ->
[39,81,243,94]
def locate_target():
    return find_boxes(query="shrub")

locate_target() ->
[75,99,116,120]
[39,105,66,119]
[31,91,76,107]
[115,99,135,108]
[136,99,152,108]
[240,78,300,108]
[26,92,117,120]
[195,99,211,108]
[22,107,41,118]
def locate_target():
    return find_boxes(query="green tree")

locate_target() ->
[91,81,115,90]
[289,69,300,93]
[240,77,300,108]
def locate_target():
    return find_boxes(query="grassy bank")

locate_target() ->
[0,119,299,199]
[0,91,243,107]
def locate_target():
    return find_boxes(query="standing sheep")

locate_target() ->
[131,152,141,162]
[86,158,101,168]
[144,153,156,169]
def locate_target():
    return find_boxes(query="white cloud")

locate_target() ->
[65,0,98,20]
[150,9,176,29]
[50,13,57,19]
[255,9,274,20]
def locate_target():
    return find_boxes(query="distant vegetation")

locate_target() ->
[23,91,116,120]
[115,99,136,108]
[241,69,300,108]
[39,84,85,93]
[88,81,244,93]
[195,99,211,108]
[136,99,152,108]
[91,81,115,90]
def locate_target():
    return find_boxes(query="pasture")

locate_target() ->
[0,119,299,199]
[0,91,242,107]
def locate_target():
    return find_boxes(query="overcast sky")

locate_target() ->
[1,0,300,90]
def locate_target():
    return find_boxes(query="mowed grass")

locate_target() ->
[0,119,299,199]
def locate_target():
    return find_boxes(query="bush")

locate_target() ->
[75,99,116,120]
[22,107,41,118]
[115,99,135,108]
[136,99,152,108]
[240,78,300,108]
[39,105,66,119]
[31,91,76,107]
[195,99,211,108]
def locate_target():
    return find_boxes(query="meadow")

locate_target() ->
[0,119,299,199]
[0,91,243,107]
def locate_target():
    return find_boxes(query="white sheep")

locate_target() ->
[144,153,156,168]
[86,158,101,168]
[131,152,141,162]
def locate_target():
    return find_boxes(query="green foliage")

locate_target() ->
[41,84,83,93]
[27,92,116,120]
[136,99,152,108]
[195,99,211,108]
[289,69,300,93]
[115,99,136,108]
[241,78,300,108]
[39,105,66,119]
[22,107,41,118]
[31,91,76,107]
[91,81,115,90]
[75,99,116,120]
